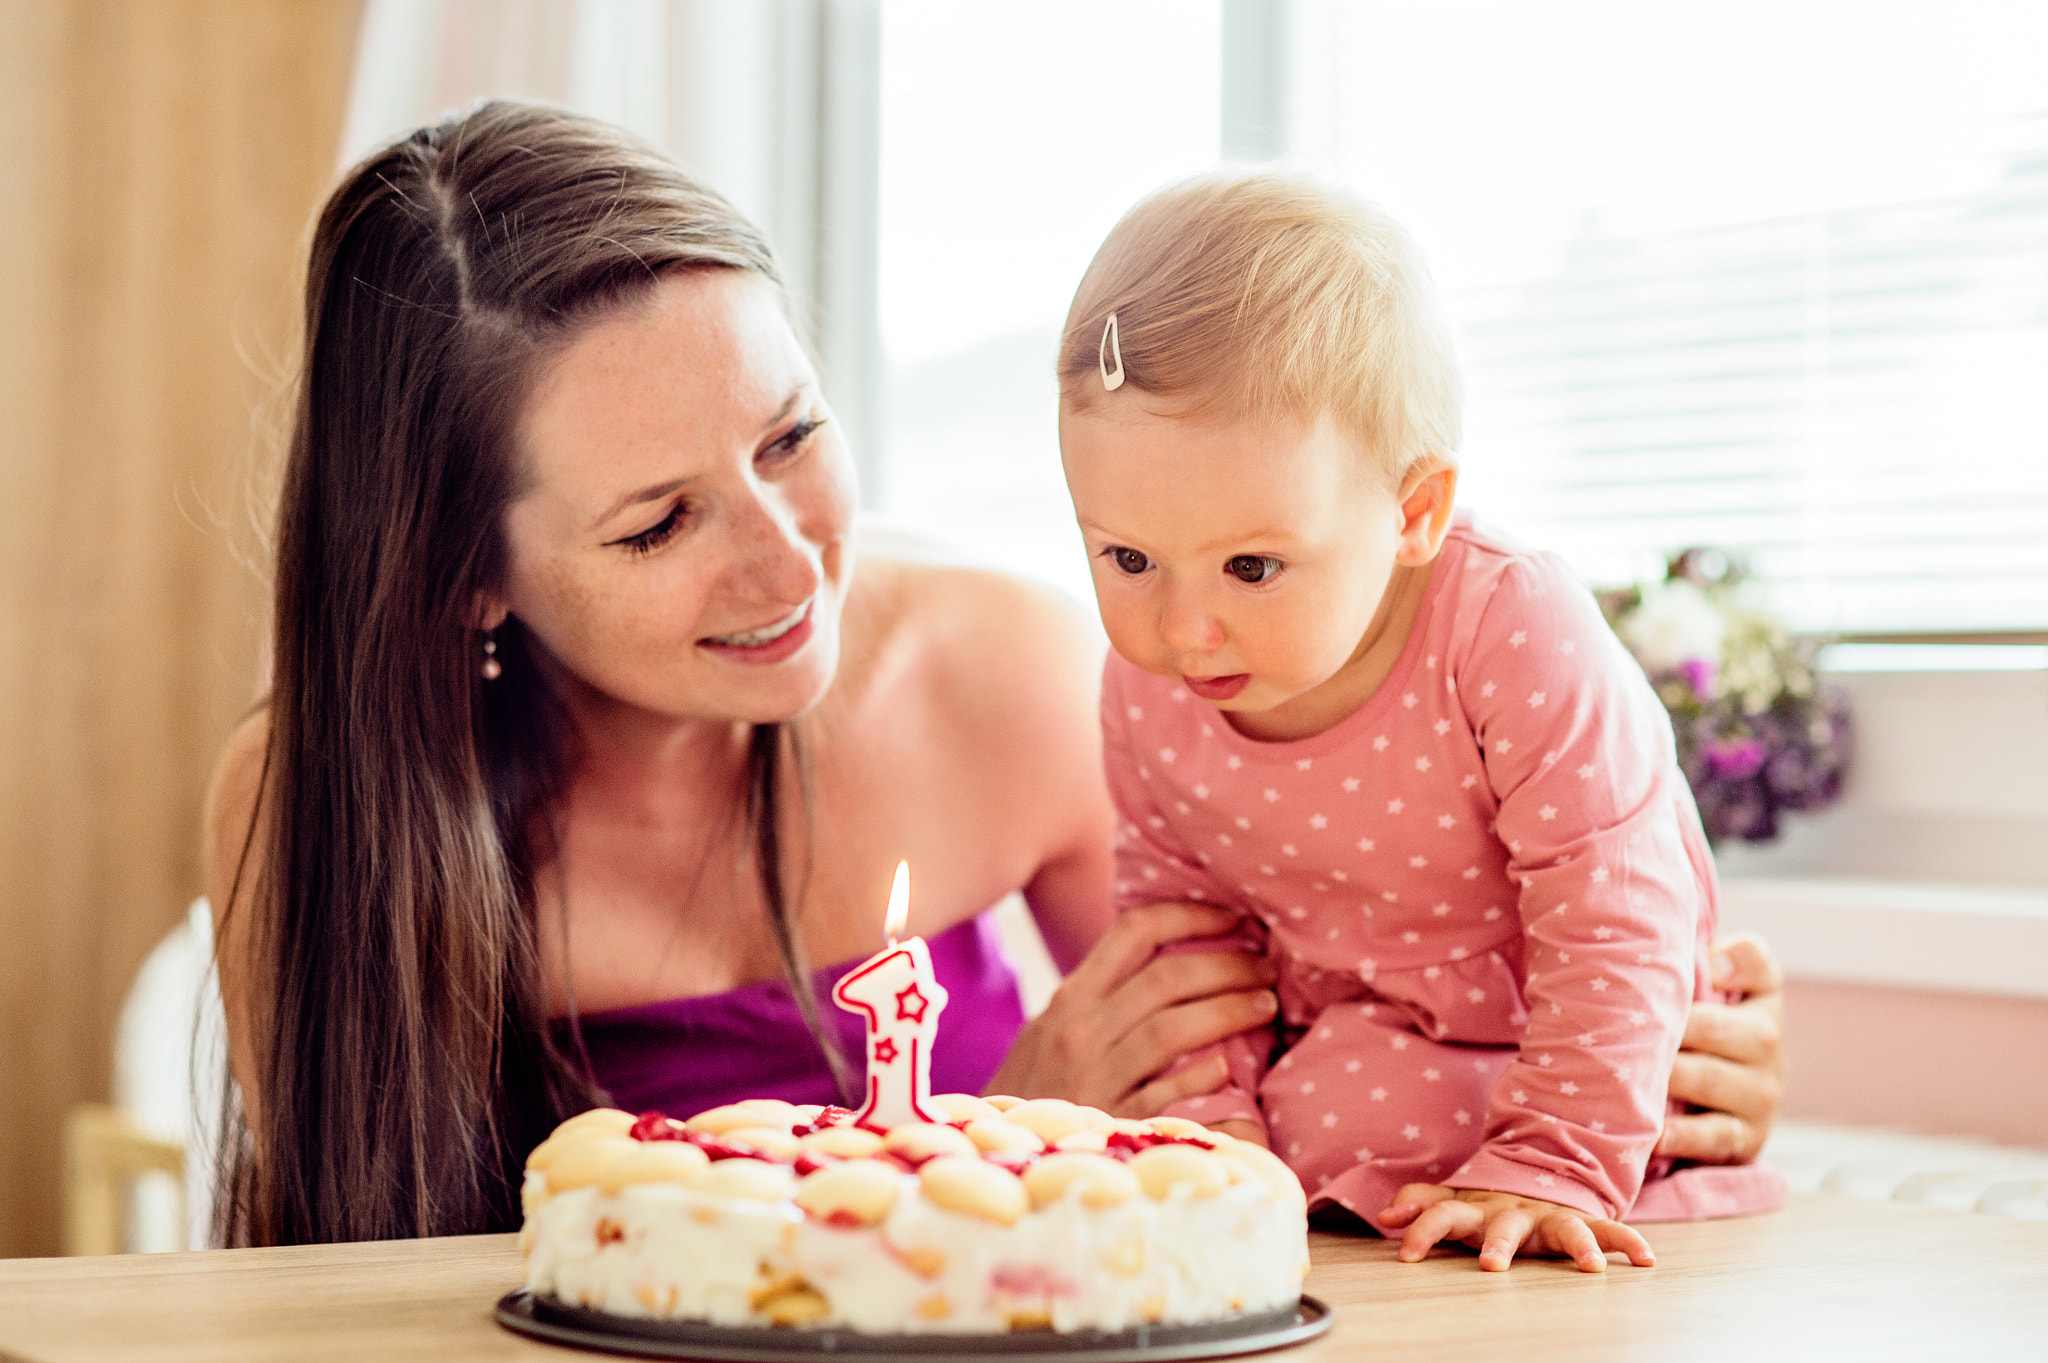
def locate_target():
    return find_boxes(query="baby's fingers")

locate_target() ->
[1378,1182,1456,1229]
[1590,1218,1655,1268]
[1477,1207,1536,1272]
[1541,1214,1611,1273]
[1396,1197,1481,1263]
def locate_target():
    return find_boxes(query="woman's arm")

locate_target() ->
[1661,932,1787,1162]
[202,709,272,1133]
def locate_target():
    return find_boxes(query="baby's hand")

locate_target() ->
[1208,1119,1268,1148]
[1379,1184,1654,1273]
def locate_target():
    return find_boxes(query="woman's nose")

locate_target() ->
[727,486,823,605]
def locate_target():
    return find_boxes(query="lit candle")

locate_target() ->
[832,861,950,1130]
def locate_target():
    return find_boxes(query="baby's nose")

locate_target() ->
[1157,593,1226,657]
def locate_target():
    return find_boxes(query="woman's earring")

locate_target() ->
[481,632,502,681]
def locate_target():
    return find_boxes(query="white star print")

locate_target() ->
[1286,905,1305,919]
[1382,890,1399,902]
[1388,799,1405,814]
[1591,867,1609,883]
[1578,763,1597,780]
[1558,951,1571,964]
[1300,1080,1316,1095]
[1538,1053,1553,1067]
[1510,631,1527,647]
[1453,1110,1472,1126]
[1536,1173,1556,1188]
[1282,845,1297,856]
[1424,965,1441,980]
[1594,926,1614,940]
[1235,816,1251,829]
[1591,1120,1606,1133]
[1372,735,1390,752]
[1176,801,1190,814]
[1194,784,1209,799]
[1450,946,1468,960]
[1297,758,1313,771]
[1370,1087,1388,1101]
[1409,855,1427,868]
[1629,1010,1648,1026]
[1321,1112,1337,1128]
[1310,813,1328,829]
[1542,750,1558,766]
[1142,867,1159,880]
[1467,987,1485,1003]
[1432,902,1451,916]
[1423,1068,1441,1082]
[1481,680,1497,698]
[1332,870,1347,881]
[1538,805,1559,821]
[1127,706,1143,721]
[1357,959,1376,978]
[1260,865,1276,876]
[1560,640,1576,655]
[1560,1081,1579,1096]
[1344,1059,1361,1073]
[1391,1035,1410,1051]
[1138,767,1149,780]
[1437,814,1456,829]
[1201,724,1212,738]
[1415,756,1432,772]
[1217,833,1232,846]
[1428,654,1438,669]
[1159,747,1176,762]
[1590,977,1610,992]
[1263,788,1280,802]
[1402,1124,1422,1140]
[1314,882,1328,892]
[1326,925,1338,939]
[1578,1033,1596,1046]
[1496,739,1513,753]
[1483,907,1502,922]
[1527,692,1546,708]
[1402,692,1418,708]
[1342,776,1360,792]
[1434,718,1452,736]
[1226,755,1242,770]
[1463,865,1480,879]
[1357,837,1375,852]
[1461,774,1478,790]
[1511,1090,1527,1104]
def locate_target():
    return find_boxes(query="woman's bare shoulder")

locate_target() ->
[203,707,272,928]
[851,555,1105,728]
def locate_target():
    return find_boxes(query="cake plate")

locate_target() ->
[495,1291,1333,1362]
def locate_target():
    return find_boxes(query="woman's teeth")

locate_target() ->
[710,601,808,647]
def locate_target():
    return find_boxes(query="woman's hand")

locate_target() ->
[1380,1185,1656,1273]
[984,901,1278,1118]
[1660,931,1787,1164]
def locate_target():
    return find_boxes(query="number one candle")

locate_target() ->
[832,861,949,1130]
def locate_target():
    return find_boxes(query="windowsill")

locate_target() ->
[1718,876,2048,1001]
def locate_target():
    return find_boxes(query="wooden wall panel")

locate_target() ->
[0,0,361,1259]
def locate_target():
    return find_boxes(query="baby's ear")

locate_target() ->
[1394,458,1459,566]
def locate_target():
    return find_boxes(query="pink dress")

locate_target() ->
[1103,514,1784,1230]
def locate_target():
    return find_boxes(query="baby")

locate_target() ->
[1056,171,1784,1271]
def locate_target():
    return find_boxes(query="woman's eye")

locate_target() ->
[618,502,689,555]
[1110,547,1151,576]
[761,416,824,466]
[1227,555,1282,584]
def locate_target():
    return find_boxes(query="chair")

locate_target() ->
[61,898,224,1254]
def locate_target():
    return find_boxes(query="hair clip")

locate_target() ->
[1099,312,1125,391]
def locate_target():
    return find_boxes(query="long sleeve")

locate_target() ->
[1440,556,1709,1218]
[1100,657,1274,1132]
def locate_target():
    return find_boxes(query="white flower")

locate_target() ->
[1621,579,1726,673]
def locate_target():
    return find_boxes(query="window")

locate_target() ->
[1279,0,2048,633]
[874,0,1222,603]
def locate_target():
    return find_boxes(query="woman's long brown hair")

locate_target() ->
[221,102,843,1246]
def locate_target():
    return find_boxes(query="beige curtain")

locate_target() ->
[0,0,362,1259]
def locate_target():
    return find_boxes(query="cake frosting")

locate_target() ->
[519,1092,1309,1334]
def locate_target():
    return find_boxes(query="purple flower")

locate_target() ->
[1704,737,1767,780]
[1675,656,1718,699]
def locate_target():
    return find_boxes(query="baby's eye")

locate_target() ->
[1227,555,1282,584]
[1109,547,1152,576]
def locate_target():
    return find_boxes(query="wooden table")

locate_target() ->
[3,1193,2045,1362]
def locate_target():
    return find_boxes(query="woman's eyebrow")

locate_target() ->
[590,389,810,531]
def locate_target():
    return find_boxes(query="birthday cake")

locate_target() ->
[517,1094,1309,1334]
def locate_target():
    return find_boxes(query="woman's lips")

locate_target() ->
[1183,672,1250,701]
[699,600,815,665]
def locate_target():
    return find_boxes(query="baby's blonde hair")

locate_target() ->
[1058,169,1462,485]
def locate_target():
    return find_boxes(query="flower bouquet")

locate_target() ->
[1598,550,1851,844]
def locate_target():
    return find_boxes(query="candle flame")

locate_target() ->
[884,861,910,945]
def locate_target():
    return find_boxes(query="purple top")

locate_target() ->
[566,911,1028,1117]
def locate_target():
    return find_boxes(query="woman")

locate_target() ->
[205,102,1785,1247]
